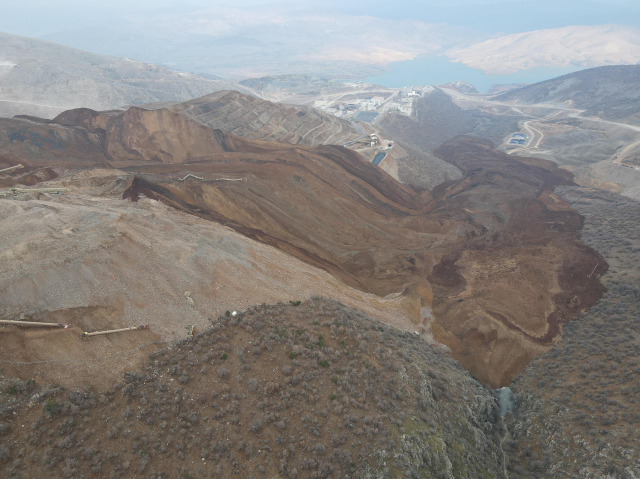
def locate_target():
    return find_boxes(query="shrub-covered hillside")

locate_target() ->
[505,188,640,478]
[0,298,506,479]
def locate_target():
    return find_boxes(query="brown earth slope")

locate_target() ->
[0,106,605,387]
[139,90,361,147]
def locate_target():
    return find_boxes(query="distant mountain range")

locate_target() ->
[446,25,640,75]
[0,31,248,119]
[38,5,477,79]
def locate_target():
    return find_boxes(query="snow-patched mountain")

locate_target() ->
[445,25,640,74]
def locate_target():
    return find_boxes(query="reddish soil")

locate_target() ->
[0,107,607,387]
[0,325,162,390]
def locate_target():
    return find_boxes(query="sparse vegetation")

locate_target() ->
[506,187,640,478]
[0,298,505,478]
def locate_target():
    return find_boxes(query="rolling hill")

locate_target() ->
[0,298,507,479]
[446,25,640,75]
[378,88,518,189]
[495,65,640,125]
[0,31,247,120]
[139,90,361,147]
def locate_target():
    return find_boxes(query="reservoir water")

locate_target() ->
[366,55,584,93]
[372,152,386,165]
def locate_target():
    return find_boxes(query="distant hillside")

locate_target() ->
[0,31,247,119]
[495,65,640,125]
[446,25,640,75]
[239,75,352,96]
[378,88,517,189]
[139,90,361,147]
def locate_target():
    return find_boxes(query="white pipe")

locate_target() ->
[0,164,24,174]
[82,325,148,338]
[0,320,69,328]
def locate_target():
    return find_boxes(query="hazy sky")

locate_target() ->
[1,0,639,37]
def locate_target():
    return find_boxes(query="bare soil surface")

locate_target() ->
[0,169,414,390]
[0,105,606,387]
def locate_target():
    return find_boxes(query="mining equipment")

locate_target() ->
[356,134,379,147]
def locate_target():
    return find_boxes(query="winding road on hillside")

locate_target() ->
[440,87,640,160]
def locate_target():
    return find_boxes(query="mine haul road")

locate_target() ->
[441,87,640,159]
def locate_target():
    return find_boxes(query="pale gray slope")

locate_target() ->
[140,90,361,147]
[0,31,248,119]
[378,88,518,190]
[496,65,640,125]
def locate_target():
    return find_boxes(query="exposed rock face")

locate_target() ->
[0,298,507,479]
[140,90,361,147]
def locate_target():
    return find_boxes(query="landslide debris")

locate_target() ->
[0,105,606,387]
[0,172,412,372]
[0,298,507,479]
[123,133,605,387]
[505,187,640,478]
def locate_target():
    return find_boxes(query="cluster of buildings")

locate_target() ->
[508,133,528,146]
[313,86,431,120]
[314,96,386,118]
[387,89,420,116]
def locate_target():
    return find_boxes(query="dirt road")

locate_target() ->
[440,87,640,159]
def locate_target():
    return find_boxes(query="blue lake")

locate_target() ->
[366,55,585,93]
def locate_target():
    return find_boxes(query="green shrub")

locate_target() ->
[320,360,328,367]
[221,353,228,361]
[45,400,58,415]
[330,394,337,400]
[289,300,301,306]
[225,310,231,317]
[289,352,296,360]
[332,376,338,384]
[7,385,16,395]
